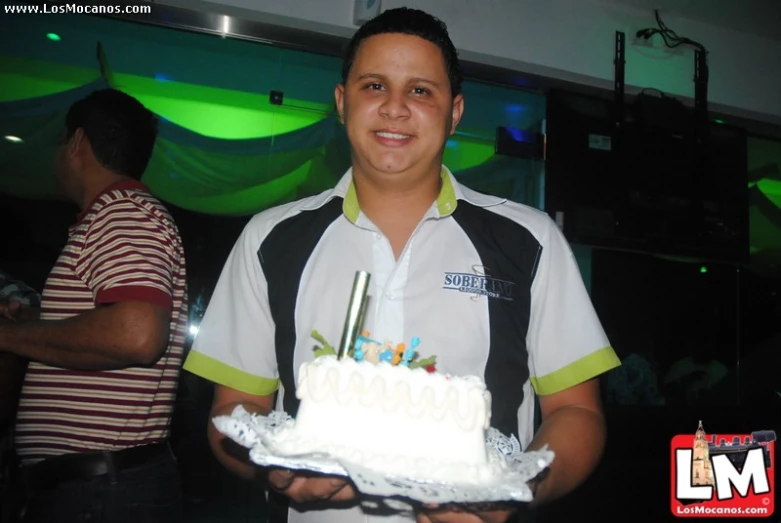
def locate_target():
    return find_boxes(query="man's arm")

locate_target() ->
[0,301,170,370]
[525,378,605,506]
[208,384,357,503]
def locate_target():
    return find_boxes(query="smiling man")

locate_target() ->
[184,7,620,523]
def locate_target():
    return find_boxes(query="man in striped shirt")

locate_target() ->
[0,89,188,523]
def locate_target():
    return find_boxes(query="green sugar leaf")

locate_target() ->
[409,355,437,369]
[311,330,337,358]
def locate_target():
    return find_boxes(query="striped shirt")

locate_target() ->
[15,180,188,464]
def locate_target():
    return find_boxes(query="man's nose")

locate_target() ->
[379,90,411,119]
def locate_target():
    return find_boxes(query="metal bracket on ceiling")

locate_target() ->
[614,31,625,131]
[96,42,114,86]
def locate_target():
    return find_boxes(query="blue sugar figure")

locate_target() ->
[379,349,394,363]
[355,332,380,351]
[400,336,420,366]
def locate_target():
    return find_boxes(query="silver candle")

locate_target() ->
[337,271,371,360]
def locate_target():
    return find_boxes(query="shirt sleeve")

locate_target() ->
[183,218,279,396]
[76,200,175,311]
[527,218,621,395]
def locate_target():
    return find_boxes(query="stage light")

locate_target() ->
[46,33,61,42]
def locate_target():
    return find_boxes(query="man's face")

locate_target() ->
[335,33,464,181]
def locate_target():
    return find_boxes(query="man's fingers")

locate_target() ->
[421,503,466,514]
[328,480,357,502]
[416,504,489,523]
[267,468,295,491]
[1,301,22,321]
[269,471,355,503]
[294,476,348,502]
[0,302,13,321]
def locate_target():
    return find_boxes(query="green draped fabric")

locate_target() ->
[0,79,541,216]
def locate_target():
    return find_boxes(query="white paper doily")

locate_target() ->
[213,406,554,504]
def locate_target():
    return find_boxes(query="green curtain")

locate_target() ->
[0,79,540,216]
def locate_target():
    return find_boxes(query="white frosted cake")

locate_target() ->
[262,333,495,482]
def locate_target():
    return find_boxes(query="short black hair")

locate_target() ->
[64,89,158,180]
[341,7,463,97]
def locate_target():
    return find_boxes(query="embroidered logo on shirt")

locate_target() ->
[443,266,514,301]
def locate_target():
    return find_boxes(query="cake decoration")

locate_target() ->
[311,330,437,373]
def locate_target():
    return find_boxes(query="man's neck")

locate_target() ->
[352,166,442,229]
[77,171,129,210]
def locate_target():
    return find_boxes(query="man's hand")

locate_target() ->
[415,502,519,523]
[0,300,39,322]
[207,387,358,504]
[267,468,357,504]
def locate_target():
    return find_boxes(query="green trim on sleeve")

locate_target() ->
[531,346,621,395]
[183,350,280,396]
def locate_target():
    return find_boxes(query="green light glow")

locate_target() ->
[0,56,99,101]
[0,56,330,139]
[115,73,329,139]
[757,179,781,203]
[443,136,494,170]
[700,266,708,274]
[46,33,61,42]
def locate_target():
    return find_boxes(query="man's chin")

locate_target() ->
[370,157,416,176]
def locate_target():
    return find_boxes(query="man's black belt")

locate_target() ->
[22,441,172,490]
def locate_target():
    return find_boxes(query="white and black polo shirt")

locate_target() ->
[184,167,620,523]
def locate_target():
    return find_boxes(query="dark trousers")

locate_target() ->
[19,445,182,523]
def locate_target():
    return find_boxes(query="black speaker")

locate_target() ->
[495,126,544,160]
[544,89,749,264]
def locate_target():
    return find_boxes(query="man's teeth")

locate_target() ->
[376,131,410,139]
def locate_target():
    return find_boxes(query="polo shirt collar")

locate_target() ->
[301,165,506,223]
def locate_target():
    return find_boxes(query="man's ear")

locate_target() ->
[335,83,346,124]
[69,128,86,158]
[449,94,464,135]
